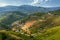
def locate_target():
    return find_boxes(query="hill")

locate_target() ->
[0,26,60,40]
[0,11,27,29]
[34,26,60,40]
[0,9,60,40]
[0,30,37,40]
[11,10,60,34]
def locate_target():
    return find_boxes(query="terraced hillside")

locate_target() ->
[0,26,60,40]
[0,10,60,40]
[11,11,60,34]
[34,26,60,40]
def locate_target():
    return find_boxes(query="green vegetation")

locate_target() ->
[0,11,27,29]
[50,9,60,15]
[0,26,60,40]
[34,26,60,40]
[0,9,60,40]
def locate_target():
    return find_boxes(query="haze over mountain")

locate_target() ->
[0,5,60,14]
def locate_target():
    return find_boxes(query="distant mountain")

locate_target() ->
[0,5,47,14]
[46,7,60,11]
[0,6,18,11]
[0,5,60,14]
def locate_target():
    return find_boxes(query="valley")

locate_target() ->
[0,5,60,40]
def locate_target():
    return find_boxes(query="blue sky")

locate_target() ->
[0,0,60,7]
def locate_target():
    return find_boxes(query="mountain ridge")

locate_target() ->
[0,5,60,14]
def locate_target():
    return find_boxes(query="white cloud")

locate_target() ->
[0,3,8,7]
[31,0,39,5]
[30,0,49,5]
[0,0,49,7]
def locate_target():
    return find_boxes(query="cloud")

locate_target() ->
[30,0,49,5]
[0,0,50,7]
[0,0,34,6]
[0,2,8,7]
[31,0,39,5]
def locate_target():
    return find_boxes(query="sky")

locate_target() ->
[0,0,60,7]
